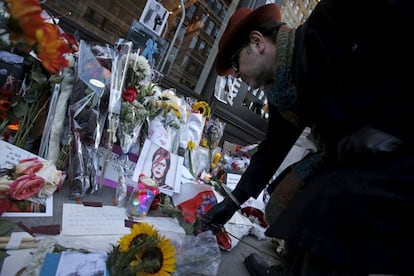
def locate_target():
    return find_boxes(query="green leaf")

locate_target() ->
[0,251,9,263]
[49,74,64,83]
[23,93,38,103]
[0,219,15,235]
[10,101,27,120]
[31,70,48,84]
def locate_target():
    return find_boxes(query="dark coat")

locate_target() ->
[232,0,414,273]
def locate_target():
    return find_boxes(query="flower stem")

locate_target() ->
[14,97,50,148]
[188,149,194,176]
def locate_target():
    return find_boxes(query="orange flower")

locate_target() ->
[35,23,70,74]
[4,0,45,45]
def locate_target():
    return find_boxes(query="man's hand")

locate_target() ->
[201,196,240,233]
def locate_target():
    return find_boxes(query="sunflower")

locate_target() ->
[191,101,211,118]
[107,222,177,276]
[118,223,158,252]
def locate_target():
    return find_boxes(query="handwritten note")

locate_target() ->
[0,140,43,168]
[62,204,130,236]
[226,173,242,191]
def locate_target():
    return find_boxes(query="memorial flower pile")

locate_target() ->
[0,157,66,215]
[107,222,176,276]
[0,0,71,148]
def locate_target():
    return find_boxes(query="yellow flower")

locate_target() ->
[108,222,177,276]
[192,101,211,118]
[152,235,176,276]
[134,235,176,276]
[187,140,196,150]
[156,100,182,119]
[118,222,157,252]
[212,152,222,164]
[200,138,208,148]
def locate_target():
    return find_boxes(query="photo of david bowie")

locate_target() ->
[140,0,169,36]
[133,139,183,195]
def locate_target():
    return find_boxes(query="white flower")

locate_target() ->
[38,183,58,198]
[130,53,151,77]
[0,175,13,191]
[35,161,63,186]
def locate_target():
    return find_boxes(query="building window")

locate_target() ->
[181,55,190,67]
[202,44,211,58]
[205,19,215,35]
[213,1,222,15]
[189,36,198,50]
[83,7,106,29]
[207,0,215,8]
[198,40,206,54]
[187,4,196,20]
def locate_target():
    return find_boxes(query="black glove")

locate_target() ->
[202,195,240,233]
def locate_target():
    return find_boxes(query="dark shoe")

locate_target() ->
[244,253,286,276]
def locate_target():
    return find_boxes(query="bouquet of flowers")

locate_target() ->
[118,52,152,155]
[67,40,113,199]
[0,157,66,215]
[111,47,154,206]
[107,222,176,276]
[0,0,71,149]
[182,100,211,177]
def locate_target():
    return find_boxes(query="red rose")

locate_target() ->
[0,198,12,215]
[9,174,45,200]
[15,158,43,175]
[216,230,232,250]
[122,86,138,103]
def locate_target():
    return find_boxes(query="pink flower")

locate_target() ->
[122,86,138,103]
[9,174,45,200]
[15,158,43,175]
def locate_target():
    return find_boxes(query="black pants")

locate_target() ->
[281,242,365,276]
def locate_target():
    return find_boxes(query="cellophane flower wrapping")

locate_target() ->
[67,40,113,199]
[182,121,205,176]
[104,38,134,207]
[117,52,152,155]
[202,117,226,172]
[163,230,221,275]
[147,89,187,155]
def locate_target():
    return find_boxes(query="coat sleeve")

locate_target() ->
[232,104,302,203]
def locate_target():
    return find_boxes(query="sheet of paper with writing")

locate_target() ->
[0,139,44,168]
[61,203,130,235]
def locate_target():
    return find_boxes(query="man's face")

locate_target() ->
[231,36,274,89]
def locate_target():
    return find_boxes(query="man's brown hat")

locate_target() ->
[215,3,282,76]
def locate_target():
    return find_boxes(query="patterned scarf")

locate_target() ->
[266,26,301,127]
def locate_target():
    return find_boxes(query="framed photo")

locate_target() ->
[139,0,169,36]
[126,19,168,69]
[133,139,183,195]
